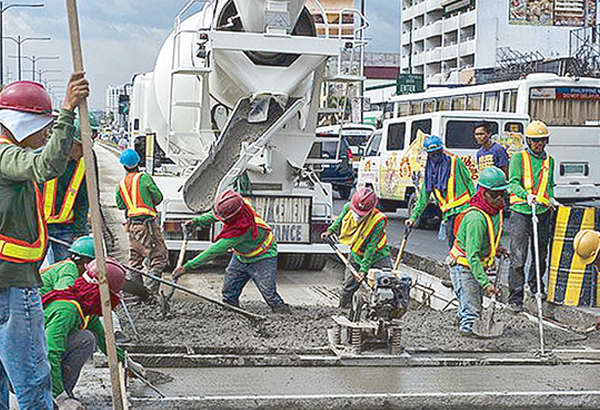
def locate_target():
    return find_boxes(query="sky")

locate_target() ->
[2,0,400,110]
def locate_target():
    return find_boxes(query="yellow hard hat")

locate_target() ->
[525,120,549,139]
[573,229,600,265]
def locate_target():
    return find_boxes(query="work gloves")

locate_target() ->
[54,392,85,410]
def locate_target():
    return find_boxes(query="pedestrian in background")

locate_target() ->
[0,73,88,410]
[473,121,509,176]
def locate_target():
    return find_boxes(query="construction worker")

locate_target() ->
[42,257,143,409]
[116,148,168,296]
[41,114,100,265]
[449,167,509,335]
[406,135,476,247]
[507,120,559,313]
[173,190,290,313]
[473,121,509,176]
[40,236,95,295]
[0,73,88,410]
[321,187,391,309]
[573,229,600,330]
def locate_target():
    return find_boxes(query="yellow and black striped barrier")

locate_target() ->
[548,206,599,307]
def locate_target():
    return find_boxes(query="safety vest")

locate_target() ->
[0,137,48,263]
[43,158,85,224]
[234,200,275,259]
[509,151,551,206]
[118,172,158,218]
[55,299,90,330]
[433,155,471,213]
[449,207,503,269]
[338,208,388,256]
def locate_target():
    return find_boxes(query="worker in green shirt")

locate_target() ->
[40,236,95,295]
[42,257,143,409]
[507,120,559,313]
[0,73,88,410]
[449,167,509,336]
[406,135,476,248]
[173,190,290,313]
[116,148,168,297]
[321,187,391,309]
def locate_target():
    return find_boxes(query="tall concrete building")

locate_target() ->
[400,0,597,84]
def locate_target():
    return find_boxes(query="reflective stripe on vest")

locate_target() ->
[43,158,85,224]
[54,299,90,330]
[118,172,157,217]
[509,151,551,206]
[0,138,48,263]
[449,207,503,268]
[433,155,471,213]
[339,208,388,256]
[233,202,275,259]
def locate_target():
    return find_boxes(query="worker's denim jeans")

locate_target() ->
[45,224,75,266]
[0,287,53,410]
[223,256,285,308]
[449,264,483,333]
[508,210,551,307]
[62,330,96,398]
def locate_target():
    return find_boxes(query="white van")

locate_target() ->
[316,123,375,172]
[357,111,529,210]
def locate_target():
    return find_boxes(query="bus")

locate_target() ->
[385,73,600,200]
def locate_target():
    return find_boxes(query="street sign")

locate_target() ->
[396,74,424,95]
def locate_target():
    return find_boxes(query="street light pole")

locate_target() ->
[8,54,58,80]
[37,67,60,83]
[0,2,44,84]
[3,35,50,80]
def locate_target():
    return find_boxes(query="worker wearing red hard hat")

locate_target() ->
[173,191,289,313]
[0,73,89,410]
[42,257,143,409]
[322,187,391,308]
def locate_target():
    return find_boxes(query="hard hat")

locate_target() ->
[84,256,126,294]
[68,236,95,259]
[525,120,549,139]
[120,148,140,168]
[350,187,378,216]
[424,135,443,153]
[74,113,101,141]
[0,81,52,116]
[573,229,600,265]
[478,166,509,191]
[213,190,244,222]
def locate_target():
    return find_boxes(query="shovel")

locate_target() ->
[472,255,505,338]
[392,225,412,271]
[161,225,189,317]
[531,202,546,355]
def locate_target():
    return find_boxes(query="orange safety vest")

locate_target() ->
[43,158,86,224]
[449,207,503,269]
[118,172,158,218]
[0,137,48,263]
[433,155,471,213]
[509,151,551,206]
[338,208,388,256]
[233,200,275,259]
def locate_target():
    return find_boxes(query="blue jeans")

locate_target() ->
[223,256,285,308]
[62,330,95,398]
[450,264,484,333]
[0,288,53,410]
[46,224,75,266]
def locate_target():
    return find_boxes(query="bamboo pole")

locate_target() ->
[64,1,126,408]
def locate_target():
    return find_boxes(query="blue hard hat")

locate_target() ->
[424,135,443,153]
[120,148,140,168]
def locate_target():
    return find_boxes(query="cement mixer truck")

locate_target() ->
[129,0,367,269]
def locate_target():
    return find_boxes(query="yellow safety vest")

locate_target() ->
[433,155,471,213]
[233,200,275,259]
[509,151,551,206]
[449,207,503,268]
[55,299,90,330]
[43,158,86,224]
[0,137,48,263]
[118,172,158,218]
[338,208,388,256]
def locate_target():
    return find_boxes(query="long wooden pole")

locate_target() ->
[64,1,126,408]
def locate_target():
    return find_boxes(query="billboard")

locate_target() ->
[509,0,597,27]
[307,0,355,37]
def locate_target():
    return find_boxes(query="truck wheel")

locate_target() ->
[337,186,352,200]
[279,254,305,270]
[302,254,328,271]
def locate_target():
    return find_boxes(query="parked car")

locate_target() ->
[306,134,355,199]
[315,123,375,174]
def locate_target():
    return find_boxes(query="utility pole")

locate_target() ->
[9,54,58,80]
[3,35,50,80]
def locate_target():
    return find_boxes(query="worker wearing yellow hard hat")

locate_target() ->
[573,229,600,330]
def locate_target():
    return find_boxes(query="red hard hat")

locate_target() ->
[84,256,126,294]
[350,188,378,216]
[213,190,244,222]
[0,81,52,116]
